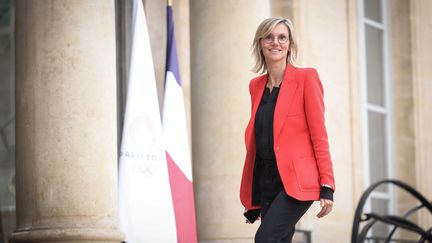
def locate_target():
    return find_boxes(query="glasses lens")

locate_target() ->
[263,35,273,43]
[278,35,288,43]
[263,34,288,44]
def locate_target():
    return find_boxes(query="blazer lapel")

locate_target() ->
[251,76,266,124]
[245,76,266,152]
[274,64,298,142]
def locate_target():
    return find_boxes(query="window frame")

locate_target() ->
[358,0,396,236]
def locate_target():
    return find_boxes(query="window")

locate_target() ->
[359,0,394,238]
[0,0,15,242]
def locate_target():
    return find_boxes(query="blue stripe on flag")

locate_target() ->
[166,6,181,86]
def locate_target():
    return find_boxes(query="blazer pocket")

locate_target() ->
[292,157,320,191]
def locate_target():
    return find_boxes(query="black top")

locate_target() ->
[255,87,280,160]
[254,87,283,201]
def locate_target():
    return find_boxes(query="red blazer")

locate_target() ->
[240,64,335,210]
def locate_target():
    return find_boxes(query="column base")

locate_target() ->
[9,227,124,243]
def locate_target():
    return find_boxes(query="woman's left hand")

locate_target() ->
[316,198,333,218]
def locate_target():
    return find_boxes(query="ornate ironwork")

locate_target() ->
[351,179,432,243]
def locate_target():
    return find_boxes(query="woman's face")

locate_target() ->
[260,23,290,65]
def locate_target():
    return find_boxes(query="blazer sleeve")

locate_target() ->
[303,68,335,191]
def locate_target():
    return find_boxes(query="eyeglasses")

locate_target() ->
[262,34,289,44]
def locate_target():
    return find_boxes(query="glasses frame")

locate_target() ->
[262,34,289,44]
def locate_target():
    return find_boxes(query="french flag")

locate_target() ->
[162,3,198,243]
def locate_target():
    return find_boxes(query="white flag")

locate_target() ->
[118,0,177,242]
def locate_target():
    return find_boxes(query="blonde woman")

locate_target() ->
[240,17,335,242]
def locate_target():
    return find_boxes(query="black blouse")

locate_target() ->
[254,87,283,201]
[255,87,280,160]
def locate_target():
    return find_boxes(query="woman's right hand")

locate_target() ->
[244,208,260,224]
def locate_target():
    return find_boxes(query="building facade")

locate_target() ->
[0,0,431,242]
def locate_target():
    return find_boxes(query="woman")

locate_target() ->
[240,17,335,243]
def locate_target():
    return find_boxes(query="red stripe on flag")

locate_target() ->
[166,152,198,243]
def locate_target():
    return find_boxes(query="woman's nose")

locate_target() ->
[270,40,279,47]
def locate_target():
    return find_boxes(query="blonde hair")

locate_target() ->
[251,17,298,74]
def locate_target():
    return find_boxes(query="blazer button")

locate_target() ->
[276,147,280,152]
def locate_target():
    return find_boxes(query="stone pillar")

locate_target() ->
[11,1,123,242]
[190,1,269,241]
[390,0,417,216]
[270,0,294,20]
[411,0,432,227]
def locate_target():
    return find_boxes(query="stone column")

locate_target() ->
[390,0,417,217]
[411,0,432,227]
[270,0,294,20]
[11,1,123,242]
[190,1,269,241]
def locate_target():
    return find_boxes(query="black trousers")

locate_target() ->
[255,190,313,243]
